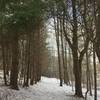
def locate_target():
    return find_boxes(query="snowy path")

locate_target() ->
[0,77,95,100]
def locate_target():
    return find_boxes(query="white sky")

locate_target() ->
[46,19,57,51]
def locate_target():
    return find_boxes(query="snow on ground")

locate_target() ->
[0,77,98,100]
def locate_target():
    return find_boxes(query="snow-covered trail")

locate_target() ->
[0,77,94,100]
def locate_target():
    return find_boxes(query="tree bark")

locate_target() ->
[93,43,97,100]
[1,39,7,85]
[72,0,83,97]
[54,16,63,86]
[95,0,100,62]
[10,35,19,90]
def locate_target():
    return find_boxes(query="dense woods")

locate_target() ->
[0,0,100,100]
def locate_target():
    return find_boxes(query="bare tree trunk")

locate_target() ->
[68,48,74,91]
[93,43,97,100]
[72,0,83,97]
[86,51,92,96]
[64,42,69,85]
[23,36,31,87]
[1,39,7,85]
[10,35,19,90]
[95,0,100,62]
[60,19,68,85]
[54,16,63,86]
[85,50,92,100]
[26,38,30,87]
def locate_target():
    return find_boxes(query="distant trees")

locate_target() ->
[48,0,99,98]
[0,0,100,99]
[0,0,48,90]
[50,0,89,97]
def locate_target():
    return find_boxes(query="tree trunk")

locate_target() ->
[10,35,19,90]
[72,0,83,97]
[1,39,7,85]
[64,42,69,85]
[95,0,100,62]
[54,16,63,86]
[93,43,97,100]
[72,50,83,97]
[26,38,30,87]
[60,19,68,85]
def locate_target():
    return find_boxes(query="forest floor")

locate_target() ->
[0,77,99,100]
